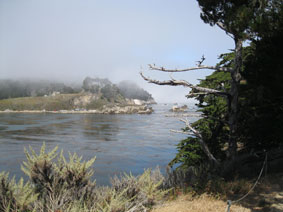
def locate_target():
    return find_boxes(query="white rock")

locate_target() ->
[133,99,143,105]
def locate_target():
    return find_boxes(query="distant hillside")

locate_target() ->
[0,94,80,111]
[82,77,123,102]
[0,77,154,102]
[0,92,153,114]
[0,79,80,100]
[0,77,155,113]
[82,77,154,102]
[117,80,154,101]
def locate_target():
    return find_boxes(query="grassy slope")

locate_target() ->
[152,194,250,212]
[0,93,129,111]
[0,94,79,111]
[153,173,283,212]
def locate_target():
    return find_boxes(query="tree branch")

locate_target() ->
[180,118,219,165]
[186,92,209,98]
[166,113,228,124]
[216,22,234,39]
[148,64,232,73]
[170,129,194,135]
[165,113,202,118]
[216,22,226,31]
[140,72,229,97]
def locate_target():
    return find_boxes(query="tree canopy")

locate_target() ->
[142,0,283,174]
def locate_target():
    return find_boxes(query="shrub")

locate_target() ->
[0,172,37,212]
[111,168,169,208]
[1,143,168,212]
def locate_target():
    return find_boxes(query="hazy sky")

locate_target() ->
[0,0,234,103]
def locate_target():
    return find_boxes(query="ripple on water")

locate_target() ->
[0,104,196,185]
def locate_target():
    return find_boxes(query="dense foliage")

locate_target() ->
[0,80,78,100]
[117,81,154,101]
[171,0,283,170]
[82,77,154,103]
[239,27,283,151]
[82,77,112,93]
[171,55,232,168]
[0,77,154,104]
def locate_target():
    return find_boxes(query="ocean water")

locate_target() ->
[0,104,198,185]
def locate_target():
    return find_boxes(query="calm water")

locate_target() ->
[0,104,197,185]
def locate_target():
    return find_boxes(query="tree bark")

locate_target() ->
[227,39,243,160]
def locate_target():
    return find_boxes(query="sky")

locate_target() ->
[0,0,234,103]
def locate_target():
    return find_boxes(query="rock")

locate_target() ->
[127,98,157,106]
[133,99,143,105]
[59,110,68,113]
[73,93,99,107]
[170,105,188,112]
[51,91,60,96]
[147,99,157,104]
[138,108,153,114]
[0,103,153,115]
[100,105,153,114]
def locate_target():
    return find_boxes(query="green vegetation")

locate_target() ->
[117,81,154,101]
[0,80,78,100]
[170,54,232,169]
[0,144,168,212]
[140,0,283,179]
[85,98,109,110]
[170,0,283,171]
[2,0,283,210]
[0,94,79,111]
[0,77,154,111]
[0,93,133,111]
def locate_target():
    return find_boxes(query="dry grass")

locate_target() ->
[153,172,283,212]
[152,193,250,212]
[0,94,79,111]
[0,93,128,111]
[237,173,283,212]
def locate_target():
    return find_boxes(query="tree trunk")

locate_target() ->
[227,39,242,160]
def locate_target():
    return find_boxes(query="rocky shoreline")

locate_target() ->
[0,105,153,114]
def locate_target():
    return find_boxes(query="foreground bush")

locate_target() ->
[0,144,169,212]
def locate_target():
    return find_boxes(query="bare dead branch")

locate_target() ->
[186,92,208,98]
[180,118,200,136]
[216,22,226,31]
[165,113,202,118]
[166,114,227,125]
[170,129,194,135]
[148,64,232,73]
[179,118,219,165]
[196,55,206,66]
[140,72,229,97]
